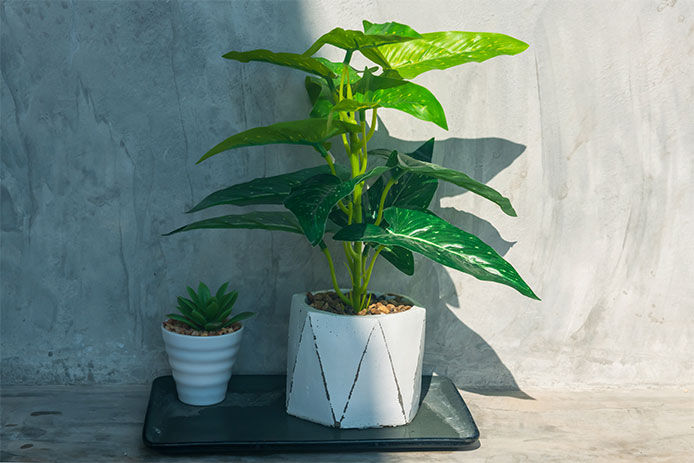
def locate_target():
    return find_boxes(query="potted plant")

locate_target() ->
[167,20,538,427]
[161,282,254,406]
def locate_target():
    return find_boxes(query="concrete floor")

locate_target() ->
[1,383,692,462]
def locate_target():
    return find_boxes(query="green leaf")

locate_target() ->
[329,98,380,115]
[371,31,529,79]
[379,245,415,276]
[188,165,339,213]
[222,49,337,80]
[303,27,421,57]
[362,20,421,38]
[334,207,538,299]
[176,296,196,317]
[359,21,421,69]
[165,211,304,236]
[368,139,438,214]
[166,313,198,329]
[305,76,333,118]
[226,311,256,326]
[352,70,447,129]
[215,282,229,302]
[197,118,361,164]
[198,282,211,304]
[186,286,199,304]
[284,167,388,246]
[189,310,208,328]
[395,152,517,216]
[204,322,223,331]
[315,58,361,85]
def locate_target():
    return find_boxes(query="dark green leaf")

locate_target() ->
[303,27,421,57]
[167,313,198,329]
[204,322,223,331]
[284,167,388,246]
[305,76,333,118]
[334,207,538,299]
[215,282,229,302]
[371,31,529,79]
[186,286,199,304]
[188,165,338,213]
[223,49,336,80]
[176,296,195,317]
[226,311,256,326]
[198,282,211,304]
[165,211,304,236]
[197,119,361,164]
[368,139,438,214]
[352,70,447,129]
[189,310,208,328]
[396,152,517,216]
[379,245,415,276]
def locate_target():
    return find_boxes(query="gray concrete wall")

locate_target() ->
[2,0,692,389]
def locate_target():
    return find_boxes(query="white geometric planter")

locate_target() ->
[161,324,244,406]
[286,291,426,429]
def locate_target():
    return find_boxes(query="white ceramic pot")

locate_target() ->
[286,291,426,429]
[161,324,244,406]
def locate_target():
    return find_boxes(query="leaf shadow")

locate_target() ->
[368,120,534,400]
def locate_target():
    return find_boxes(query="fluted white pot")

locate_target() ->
[286,291,426,429]
[161,325,244,406]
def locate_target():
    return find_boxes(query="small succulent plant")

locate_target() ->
[167,282,254,332]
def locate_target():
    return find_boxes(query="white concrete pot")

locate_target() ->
[286,291,426,429]
[161,324,244,406]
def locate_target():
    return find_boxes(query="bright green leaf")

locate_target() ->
[352,70,447,129]
[372,31,529,79]
[303,27,421,57]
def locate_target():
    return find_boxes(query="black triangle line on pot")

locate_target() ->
[309,316,338,426]
[338,324,377,425]
[286,316,308,405]
[378,321,408,422]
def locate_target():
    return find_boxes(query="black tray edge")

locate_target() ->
[142,375,480,453]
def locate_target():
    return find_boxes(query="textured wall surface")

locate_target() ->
[2,0,692,389]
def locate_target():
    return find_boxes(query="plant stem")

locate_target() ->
[361,245,384,292]
[320,242,350,305]
[366,108,378,141]
[374,178,396,226]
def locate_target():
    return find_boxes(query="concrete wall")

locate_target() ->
[2,0,692,389]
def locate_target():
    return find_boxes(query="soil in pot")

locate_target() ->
[306,291,413,316]
[162,319,242,336]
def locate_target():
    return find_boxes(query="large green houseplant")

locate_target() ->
[167,20,538,428]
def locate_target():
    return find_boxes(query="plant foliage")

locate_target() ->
[168,20,538,312]
[167,282,254,332]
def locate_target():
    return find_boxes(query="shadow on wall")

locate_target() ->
[369,123,534,400]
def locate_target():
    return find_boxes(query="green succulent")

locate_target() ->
[167,282,254,332]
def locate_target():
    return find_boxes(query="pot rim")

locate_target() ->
[160,322,244,339]
[296,289,425,319]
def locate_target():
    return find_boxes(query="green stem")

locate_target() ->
[361,245,384,292]
[374,178,396,226]
[366,108,378,141]
[320,242,350,305]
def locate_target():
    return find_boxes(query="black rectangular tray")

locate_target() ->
[143,375,479,453]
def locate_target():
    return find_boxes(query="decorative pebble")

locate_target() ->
[307,291,413,316]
